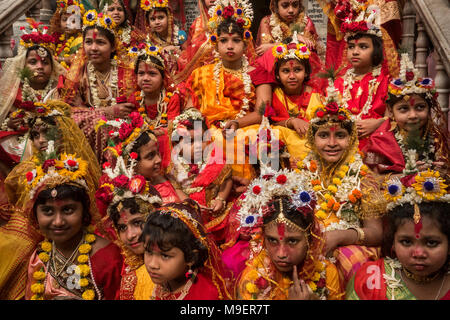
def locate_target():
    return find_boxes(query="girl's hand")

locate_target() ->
[288,266,317,300]
[210,198,224,213]
[290,118,309,136]
[222,120,239,139]
[356,118,384,138]
[231,176,251,194]
[7,117,24,131]
[256,43,275,56]
[324,230,343,257]
[296,34,314,49]
[105,103,135,119]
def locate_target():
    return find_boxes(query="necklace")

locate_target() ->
[150,270,197,300]
[22,78,55,103]
[87,60,119,108]
[269,12,307,43]
[402,267,443,284]
[51,234,84,277]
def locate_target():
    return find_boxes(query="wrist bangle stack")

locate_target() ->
[351,227,365,245]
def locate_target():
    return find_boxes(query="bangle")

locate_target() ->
[215,196,226,207]
[351,227,365,245]
[285,118,292,129]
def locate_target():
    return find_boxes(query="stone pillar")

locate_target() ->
[0,26,13,64]
[26,2,42,21]
[40,0,54,25]
[401,0,416,58]
[434,53,450,123]
[415,15,429,78]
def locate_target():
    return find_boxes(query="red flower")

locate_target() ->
[405,71,415,82]
[222,6,235,19]
[255,277,269,290]
[188,164,199,177]
[42,159,56,172]
[116,95,127,104]
[26,171,35,182]
[252,185,261,195]
[95,186,113,204]
[67,159,78,167]
[325,102,339,114]
[262,174,273,181]
[338,114,346,121]
[113,174,129,188]
[102,162,111,169]
[130,112,144,128]
[317,278,326,288]
[316,110,325,118]
[119,122,134,140]
[276,174,287,184]
[130,152,138,160]
[128,175,146,193]
[236,18,245,27]
[20,101,35,111]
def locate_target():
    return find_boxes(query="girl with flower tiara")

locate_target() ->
[169,108,233,244]
[140,0,187,80]
[49,0,85,70]
[234,170,342,300]
[141,200,233,300]
[347,170,450,300]
[295,79,387,288]
[363,53,449,178]
[331,2,395,151]
[63,10,136,161]
[23,153,123,300]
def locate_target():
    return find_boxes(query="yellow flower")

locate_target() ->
[340,165,349,173]
[33,271,46,281]
[323,193,332,200]
[76,264,90,277]
[308,281,317,292]
[313,185,322,192]
[82,289,95,300]
[31,283,45,294]
[327,185,338,194]
[320,202,328,211]
[41,241,52,252]
[86,225,95,234]
[316,210,327,220]
[247,270,259,281]
[85,234,96,243]
[38,252,50,263]
[315,261,325,272]
[245,282,259,294]
[360,164,368,172]
[77,254,89,264]
[332,178,342,185]
[337,170,346,178]
[79,278,89,287]
[312,272,321,281]
[412,170,447,201]
[79,244,92,254]
[31,294,43,300]
[281,277,293,288]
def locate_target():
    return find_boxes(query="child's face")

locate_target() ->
[393,216,449,278]
[347,36,374,71]
[30,124,50,152]
[277,0,301,24]
[135,140,162,181]
[278,59,306,95]
[84,29,114,66]
[216,32,246,66]
[36,197,84,246]
[149,10,168,35]
[144,242,190,285]
[60,12,71,32]
[179,128,209,163]
[390,94,429,132]
[313,125,350,164]
[136,61,163,96]
[107,0,126,26]
[264,222,308,273]
[26,50,52,87]
[117,208,145,255]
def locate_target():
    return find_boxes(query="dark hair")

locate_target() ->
[263,196,314,236]
[130,130,157,160]
[382,202,450,258]
[347,33,383,67]
[217,18,244,38]
[274,57,312,85]
[134,55,165,79]
[140,200,208,270]
[83,25,116,57]
[26,45,54,68]
[108,0,129,28]
[33,184,92,227]
[109,198,141,228]
[147,7,169,24]
[387,92,432,110]
[310,118,355,136]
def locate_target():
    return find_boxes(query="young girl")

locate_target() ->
[23,153,123,300]
[363,53,449,178]
[140,0,187,79]
[169,108,233,243]
[295,80,386,288]
[63,10,136,160]
[347,170,450,300]
[234,171,343,300]
[141,200,232,300]
[50,0,85,69]
[333,4,393,150]
[127,41,181,168]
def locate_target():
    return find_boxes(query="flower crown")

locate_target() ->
[10,102,62,128]
[82,10,116,32]
[56,0,85,13]
[388,53,436,100]
[140,0,169,11]
[272,33,311,61]
[207,0,254,43]
[24,153,89,200]
[340,3,382,39]
[236,167,316,233]
[128,40,165,70]
[19,18,56,54]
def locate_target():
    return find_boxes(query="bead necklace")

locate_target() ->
[87,59,119,108]
[150,270,198,300]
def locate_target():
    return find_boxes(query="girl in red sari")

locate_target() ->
[363,53,449,178]
[168,108,233,244]
[63,11,136,161]
[141,200,233,300]
[347,171,450,300]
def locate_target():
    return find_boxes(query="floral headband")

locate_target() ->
[19,18,56,54]
[82,10,116,32]
[24,153,89,200]
[272,41,310,62]
[9,102,62,129]
[141,0,169,11]
[340,3,382,39]
[388,53,436,100]
[128,41,165,70]
[208,0,254,43]
[236,167,316,233]
[56,0,85,15]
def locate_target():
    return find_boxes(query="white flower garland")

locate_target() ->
[118,25,131,46]
[87,59,119,108]
[139,88,168,128]
[382,257,404,300]
[22,78,55,103]
[268,12,307,43]
[342,66,381,120]
[394,129,434,175]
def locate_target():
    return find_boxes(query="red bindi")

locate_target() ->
[409,98,416,107]
[92,31,97,40]
[277,223,285,241]
[144,63,150,72]
[120,211,128,224]
[330,125,337,132]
